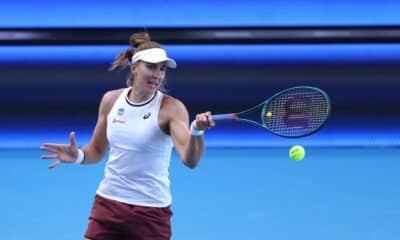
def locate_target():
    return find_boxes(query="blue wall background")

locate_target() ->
[2,0,400,27]
[1,1,400,146]
[1,44,399,114]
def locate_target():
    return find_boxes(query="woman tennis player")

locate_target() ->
[40,32,215,240]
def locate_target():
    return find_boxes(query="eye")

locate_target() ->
[146,63,157,70]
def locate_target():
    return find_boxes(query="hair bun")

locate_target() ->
[130,32,151,48]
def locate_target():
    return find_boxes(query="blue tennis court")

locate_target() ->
[2,120,400,239]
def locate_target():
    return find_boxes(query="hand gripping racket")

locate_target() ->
[212,86,331,138]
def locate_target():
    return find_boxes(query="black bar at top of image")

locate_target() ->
[1,26,400,45]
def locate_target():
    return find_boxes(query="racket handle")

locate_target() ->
[212,113,237,121]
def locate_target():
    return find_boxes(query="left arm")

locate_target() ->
[165,97,214,169]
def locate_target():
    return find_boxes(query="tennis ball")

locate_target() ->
[266,111,273,118]
[289,145,305,161]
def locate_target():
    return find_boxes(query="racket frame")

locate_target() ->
[212,86,331,138]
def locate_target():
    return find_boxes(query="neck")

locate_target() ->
[128,88,155,103]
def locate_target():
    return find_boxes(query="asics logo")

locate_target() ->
[143,112,151,119]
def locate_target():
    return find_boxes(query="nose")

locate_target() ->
[153,69,163,79]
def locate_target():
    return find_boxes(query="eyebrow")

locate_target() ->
[146,62,167,67]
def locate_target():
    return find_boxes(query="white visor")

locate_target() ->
[131,48,177,68]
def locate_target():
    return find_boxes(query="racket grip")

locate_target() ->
[212,113,237,121]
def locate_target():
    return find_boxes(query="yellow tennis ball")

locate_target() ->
[289,145,305,161]
[266,111,273,118]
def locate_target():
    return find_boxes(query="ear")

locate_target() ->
[131,63,137,75]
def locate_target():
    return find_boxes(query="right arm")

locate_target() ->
[40,89,122,168]
[80,90,116,164]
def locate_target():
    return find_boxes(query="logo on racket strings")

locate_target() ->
[284,96,310,128]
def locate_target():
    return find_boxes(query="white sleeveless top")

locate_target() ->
[96,88,174,207]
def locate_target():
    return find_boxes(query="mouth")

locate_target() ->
[147,80,159,89]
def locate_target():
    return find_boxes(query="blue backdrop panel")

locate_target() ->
[2,0,400,27]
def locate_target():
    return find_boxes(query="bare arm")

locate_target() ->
[165,97,215,169]
[80,90,118,164]
[40,89,122,168]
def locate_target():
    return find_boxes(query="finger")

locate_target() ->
[41,154,58,159]
[205,113,211,127]
[209,119,216,127]
[40,146,60,153]
[48,160,61,169]
[194,114,203,128]
[195,114,202,123]
[206,116,215,128]
[201,113,211,127]
[197,116,207,129]
[70,131,77,149]
[195,113,212,130]
[41,143,63,151]
[206,111,215,127]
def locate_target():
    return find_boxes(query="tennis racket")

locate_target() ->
[212,86,331,138]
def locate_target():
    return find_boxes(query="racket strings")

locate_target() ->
[264,88,329,137]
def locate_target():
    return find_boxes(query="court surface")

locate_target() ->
[2,139,399,239]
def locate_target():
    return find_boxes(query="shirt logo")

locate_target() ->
[143,112,151,119]
[112,118,126,124]
[117,108,125,116]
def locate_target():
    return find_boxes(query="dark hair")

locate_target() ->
[109,32,167,90]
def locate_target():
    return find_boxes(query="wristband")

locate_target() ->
[75,149,85,164]
[190,122,204,136]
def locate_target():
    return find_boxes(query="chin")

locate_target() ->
[145,87,158,94]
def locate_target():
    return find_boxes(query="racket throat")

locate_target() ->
[232,113,237,121]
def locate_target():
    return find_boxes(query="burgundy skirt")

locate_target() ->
[85,195,173,240]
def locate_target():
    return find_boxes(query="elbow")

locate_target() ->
[186,163,198,169]
[183,159,199,169]
[180,148,203,169]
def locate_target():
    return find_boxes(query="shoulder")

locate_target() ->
[103,88,124,102]
[100,88,126,114]
[161,94,187,113]
[160,94,189,123]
